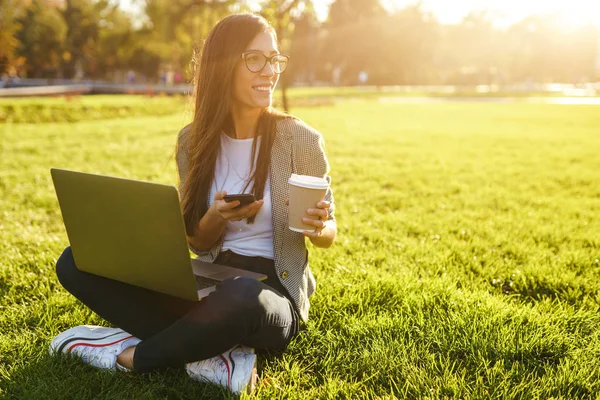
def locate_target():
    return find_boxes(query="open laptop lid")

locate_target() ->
[51,168,201,300]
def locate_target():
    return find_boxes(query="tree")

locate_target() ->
[505,15,598,84]
[288,10,318,85]
[319,0,386,85]
[260,0,312,111]
[60,0,105,78]
[95,3,135,80]
[16,0,67,78]
[381,4,440,85]
[327,0,384,27]
[138,0,234,81]
[0,0,27,75]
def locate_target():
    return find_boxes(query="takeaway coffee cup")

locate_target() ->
[288,174,329,232]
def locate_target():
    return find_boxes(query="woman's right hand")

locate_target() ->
[188,191,264,252]
[208,191,264,222]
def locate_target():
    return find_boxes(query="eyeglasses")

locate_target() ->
[241,52,290,74]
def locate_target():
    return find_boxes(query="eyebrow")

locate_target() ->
[246,49,279,56]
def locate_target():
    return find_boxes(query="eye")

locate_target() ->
[272,55,289,73]
[273,55,288,66]
[246,54,263,65]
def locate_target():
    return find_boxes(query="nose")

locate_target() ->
[260,61,276,78]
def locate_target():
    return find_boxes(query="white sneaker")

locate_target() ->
[186,345,258,394]
[49,325,140,371]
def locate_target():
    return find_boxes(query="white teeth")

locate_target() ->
[254,86,271,92]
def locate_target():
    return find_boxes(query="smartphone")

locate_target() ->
[223,193,256,209]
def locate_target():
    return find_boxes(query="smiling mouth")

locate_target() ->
[253,85,272,94]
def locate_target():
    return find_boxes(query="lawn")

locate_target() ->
[1,97,600,399]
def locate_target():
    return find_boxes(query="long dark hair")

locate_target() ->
[178,13,290,235]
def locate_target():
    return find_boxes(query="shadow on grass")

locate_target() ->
[491,275,600,308]
[3,352,240,400]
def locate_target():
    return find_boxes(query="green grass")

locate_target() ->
[4,87,596,123]
[0,95,190,123]
[1,99,600,398]
[276,86,600,100]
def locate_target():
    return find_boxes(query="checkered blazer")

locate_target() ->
[177,117,335,321]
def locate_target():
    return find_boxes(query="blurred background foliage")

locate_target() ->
[1,0,599,86]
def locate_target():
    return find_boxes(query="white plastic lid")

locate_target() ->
[288,174,329,190]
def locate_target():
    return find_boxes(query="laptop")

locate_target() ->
[50,168,266,301]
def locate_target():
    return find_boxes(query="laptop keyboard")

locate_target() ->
[194,275,221,290]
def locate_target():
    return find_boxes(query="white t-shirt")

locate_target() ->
[209,133,274,259]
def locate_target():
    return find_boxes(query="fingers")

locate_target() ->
[302,219,325,237]
[236,200,263,219]
[316,201,331,209]
[306,200,330,220]
[302,216,326,228]
[218,199,241,212]
[221,200,264,221]
[301,216,326,236]
[303,229,322,238]
[302,202,330,234]
[306,207,328,221]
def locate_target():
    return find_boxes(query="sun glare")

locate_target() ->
[554,4,600,28]
[384,0,600,28]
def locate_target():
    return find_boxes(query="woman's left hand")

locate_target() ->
[301,201,331,237]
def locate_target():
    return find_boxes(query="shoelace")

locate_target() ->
[204,356,228,377]
[192,354,231,389]
[73,344,119,369]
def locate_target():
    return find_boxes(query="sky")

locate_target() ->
[119,0,600,28]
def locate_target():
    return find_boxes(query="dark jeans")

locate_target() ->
[55,246,300,372]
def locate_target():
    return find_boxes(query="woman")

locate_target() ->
[50,13,336,394]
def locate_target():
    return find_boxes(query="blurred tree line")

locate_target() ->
[1,0,599,86]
